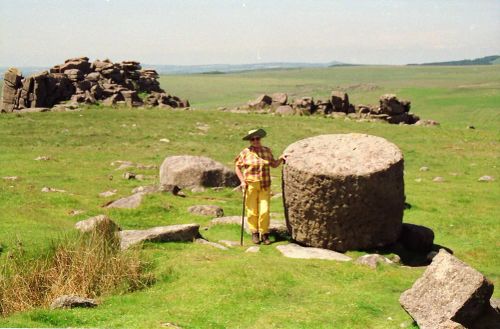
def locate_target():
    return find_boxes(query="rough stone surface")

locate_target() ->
[276,243,352,261]
[188,205,224,217]
[282,133,405,252]
[399,223,435,252]
[119,224,200,249]
[50,295,98,309]
[75,215,120,233]
[159,155,239,189]
[275,105,295,115]
[355,254,393,269]
[105,192,144,209]
[399,249,494,329]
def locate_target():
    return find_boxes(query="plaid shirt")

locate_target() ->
[235,146,275,189]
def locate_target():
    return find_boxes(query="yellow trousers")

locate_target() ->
[245,181,270,234]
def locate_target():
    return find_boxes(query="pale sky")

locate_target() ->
[1,0,499,66]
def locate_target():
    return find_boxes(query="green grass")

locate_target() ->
[0,65,499,328]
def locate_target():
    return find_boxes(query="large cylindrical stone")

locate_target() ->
[282,134,405,252]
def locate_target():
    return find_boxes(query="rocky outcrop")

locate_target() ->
[231,91,429,125]
[188,205,224,217]
[282,134,405,252]
[159,155,239,189]
[1,57,189,112]
[400,249,496,329]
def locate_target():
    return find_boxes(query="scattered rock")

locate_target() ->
[119,223,200,249]
[159,155,239,189]
[105,192,144,209]
[190,186,205,193]
[400,249,494,329]
[433,176,445,182]
[131,185,159,194]
[275,105,295,116]
[188,205,224,217]
[35,156,50,161]
[282,134,404,252]
[419,166,429,172]
[355,254,393,269]
[466,125,476,130]
[245,246,260,253]
[415,119,440,127]
[99,189,117,197]
[399,223,435,252]
[195,238,228,250]
[159,138,170,143]
[218,240,240,248]
[75,214,121,233]
[276,243,352,261]
[50,295,98,309]
[2,176,18,181]
[69,209,85,216]
[123,172,136,180]
[41,187,66,193]
[478,175,494,182]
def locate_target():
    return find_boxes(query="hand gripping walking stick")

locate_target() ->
[240,185,247,246]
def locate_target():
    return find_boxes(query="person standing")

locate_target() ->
[234,128,286,245]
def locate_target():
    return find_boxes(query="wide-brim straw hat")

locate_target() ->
[242,128,267,141]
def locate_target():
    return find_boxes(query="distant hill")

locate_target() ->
[408,55,500,66]
[146,61,347,74]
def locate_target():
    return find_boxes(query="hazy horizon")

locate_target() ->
[1,0,499,67]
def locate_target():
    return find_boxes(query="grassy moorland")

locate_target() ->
[0,65,499,328]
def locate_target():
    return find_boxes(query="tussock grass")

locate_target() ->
[0,222,152,316]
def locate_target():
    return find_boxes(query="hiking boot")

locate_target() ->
[251,233,261,244]
[261,233,271,245]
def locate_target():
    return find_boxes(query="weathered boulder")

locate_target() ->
[75,215,120,233]
[275,105,295,116]
[330,90,351,113]
[119,223,200,249]
[399,223,434,252]
[105,192,144,209]
[282,134,404,252]
[400,249,494,329]
[50,295,97,309]
[188,205,224,217]
[248,94,272,108]
[276,243,352,261]
[271,92,288,105]
[159,155,239,189]
[379,94,410,115]
[1,68,22,112]
[355,254,393,269]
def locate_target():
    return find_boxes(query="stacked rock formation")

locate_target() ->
[357,94,419,124]
[1,57,189,112]
[282,134,405,252]
[238,91,424,125]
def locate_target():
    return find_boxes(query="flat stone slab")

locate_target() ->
[355,254,393,269]
[400,249,494,329]
[119,223,200,250]
[209,216,288,236]
[245,246,260,253]
[218,240,240,248]
[195,238,228,250]
[276,243,352,261]
[106,192,144,209]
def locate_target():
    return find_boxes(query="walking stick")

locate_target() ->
[240,185,247,246]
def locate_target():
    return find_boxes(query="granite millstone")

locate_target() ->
[282,133,405,252]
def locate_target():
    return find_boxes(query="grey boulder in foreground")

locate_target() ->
[119,224,200,250]
[282,133,404,252]
[400,249,498,329]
